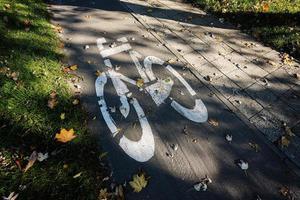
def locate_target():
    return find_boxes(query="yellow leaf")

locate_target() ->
[69,65,78,71]
[129,174,148,193]
[136,78,144,88]
[60,113,65,120]
[55,128,76,143]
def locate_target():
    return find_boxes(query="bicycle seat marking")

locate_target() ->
[95,37,208,162]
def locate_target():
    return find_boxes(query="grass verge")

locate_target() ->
[0,0,109,199]
[192,0,300,60]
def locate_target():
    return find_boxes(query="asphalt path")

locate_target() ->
[49,0,300,199]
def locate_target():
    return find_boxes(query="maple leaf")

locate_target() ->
[129,173,148,192]
[55,128,76,143]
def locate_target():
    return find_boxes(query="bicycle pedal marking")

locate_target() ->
[95,37,208,162]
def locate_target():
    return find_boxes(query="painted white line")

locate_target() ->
[95,75,119,135]
[129,50,149,83]
[97,37,107,51]
[119,98,155,162]
[166,65,196,96]
[100,43,131,58]
[104,59,113,68]
[171,99,208,123]
[108,70,130,118]
[117,37,128,43]
[143,56,164,81]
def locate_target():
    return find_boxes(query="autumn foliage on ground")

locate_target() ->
[0,0,109,199]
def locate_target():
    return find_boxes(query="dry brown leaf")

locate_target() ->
[262,2,270,12]
[95,70,102,76]
[249,142,260,152]
[208,119,219,127]
[99,188,111,200]
[24,151,37,172]
[280,136,290,147]
[279,186,290,197]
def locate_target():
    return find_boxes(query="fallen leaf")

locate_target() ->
[72,99,80,105]
[48,91,58,109]
[37,152,48,162]
[249,142,260,152]
[99,188,111,200]
[99,152,108,160]
[136,78,144,88]
[3,192,18,200]
[115,185,125,200]
[69,64,78,71]
[262,2,270,12]
[129,173,148,193]
[237,159,249,175]
[208,119,219,127]
[280,135,290,147]
[95,70,102,76]
[225,134,232,143]
[24,151,37,172]
[194,176,212,192]
[73,172,82,178]
[60,113,65,120]
[55,128,77,143]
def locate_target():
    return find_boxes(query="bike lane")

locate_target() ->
[49,0,300,199]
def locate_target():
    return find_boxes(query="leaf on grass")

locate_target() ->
[60,113,65,120]
[55,128,76,143]
[24,151,37,172]
[37,152,48,162]
[208,119,219,127]
[72,99,80,105]
[48,91,58,109]
[69,64,78,71]
[99,188,111,200]
[99,152,108,160]
[129,173,148,193]
[262,2,270,12]
[3,192,19,200]
[73,172,82,178]
[136,78,144,88]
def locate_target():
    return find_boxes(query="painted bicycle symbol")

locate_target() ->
[95,37,208,162]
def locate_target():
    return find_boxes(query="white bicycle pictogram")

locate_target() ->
[95,37,208,162]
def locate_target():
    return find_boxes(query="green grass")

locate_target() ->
[194,0,300,60]
[0,0,108,199]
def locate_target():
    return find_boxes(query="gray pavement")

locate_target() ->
[48,0,300,199]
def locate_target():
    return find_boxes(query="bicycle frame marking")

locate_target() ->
[95,37,208,162]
